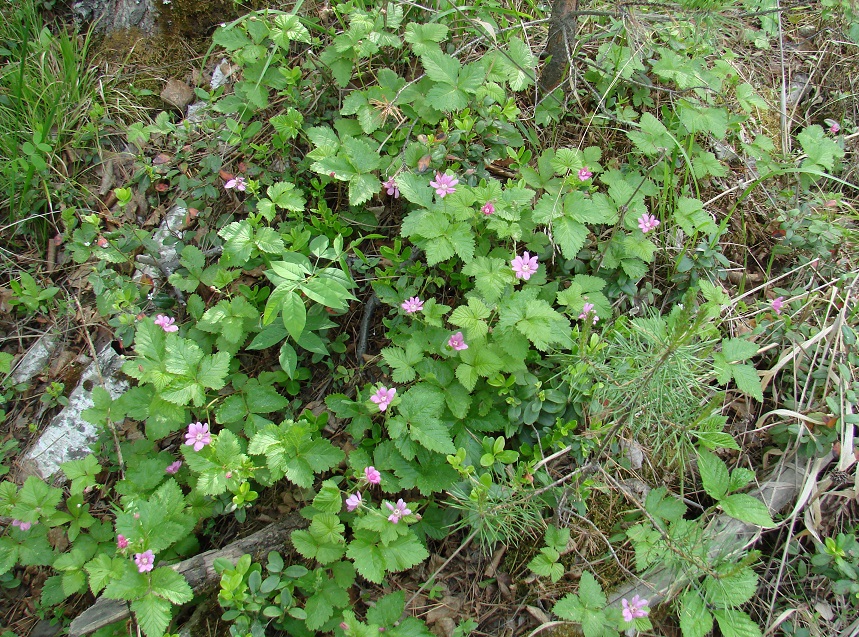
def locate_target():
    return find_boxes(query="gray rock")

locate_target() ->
[20,345,128,481]
[10,329,61,385]
[72,0,157,35]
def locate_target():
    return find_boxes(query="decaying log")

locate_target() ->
[605,452,832,609]
[68,513,307,637]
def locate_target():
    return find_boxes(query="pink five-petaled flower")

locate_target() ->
[11,520,32,531]
[621,595,649,623]
[578,166,593,181]
[224,176,246,191]
[345,492,362,512]
[386,499,412,524]
[401,296,424,314]
[771,296,785,315]
[511,251,539,281]
[448,332,468,351]
[165,460,182,475]
[134,550,155,573]
[382,177,400,199]
[430,172,458,198]
[481,201,495,216]
[185,422,211,452]
[364,466,381,485]
[370,386,396,412]
[638,213,660,233]
[117,534,129,549]
[154,314,179,333]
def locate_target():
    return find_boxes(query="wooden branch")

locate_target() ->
[68,513,307,637]
[605,452,831,608]
[539,0,578,94]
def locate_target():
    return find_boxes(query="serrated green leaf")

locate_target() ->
[697,450,729,500]
[719,493,775,528]
[679,589,714,637]
[712,609,763,637]
[703,566,758,608]
[150,567,193,604]
[132,594,173,637]
[731,364,763,402]
[404,23,448,55]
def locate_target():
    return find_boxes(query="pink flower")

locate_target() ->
[830,122,841,134]
[382,177,400,198]
[154,315,179,333]
[771,296,785,315]
[370,386,396,412]
[637,213,660,233]
[345,492,362,512]
[184,422,211,452]
[481,201,495,216]
[117,534,129,549]
[134,550,155,573]
[578,167,593,181]
[364,466,381,485]
[511,251,539,281]
[621,595,649,622]
[385,499,412,524]
[401,296,424,314]
[165,460,182,475]
[578,303,598,324]
[11,520,32,531]
[429,172,458,198]
[224,176,246,191]
[448,332,468,351]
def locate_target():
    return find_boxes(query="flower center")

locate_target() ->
[196,433,203,441]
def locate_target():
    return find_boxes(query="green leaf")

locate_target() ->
[697,450,729,500]
[404,23,448,55]
[719,494,775,528]
[382,344,424,384]
[346,172,377,206]
[421,50,459,85]
[712,609,763,637]
[703,567,758,608]
[300,278,352,310]
[730,364,763,402]
[729,468,755,492]
[627,112,674,156]
[280,291,307,340]
[346,530,387,583]
[383,532,430,574]
[736,83,768,111]
[721,338,758,362]
[679,589,714,637]
[84,555,125,595]
[449,298,490,340]
[132,594,173,637]
[461,257,509,304]
[368,591,406,626]
[150,567,193,604]
[576,571,606,608]
[644,486,686,523]
[674,197,717,236]
[552,217,588,260]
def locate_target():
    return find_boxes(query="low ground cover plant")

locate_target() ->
[1,1,858,637]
